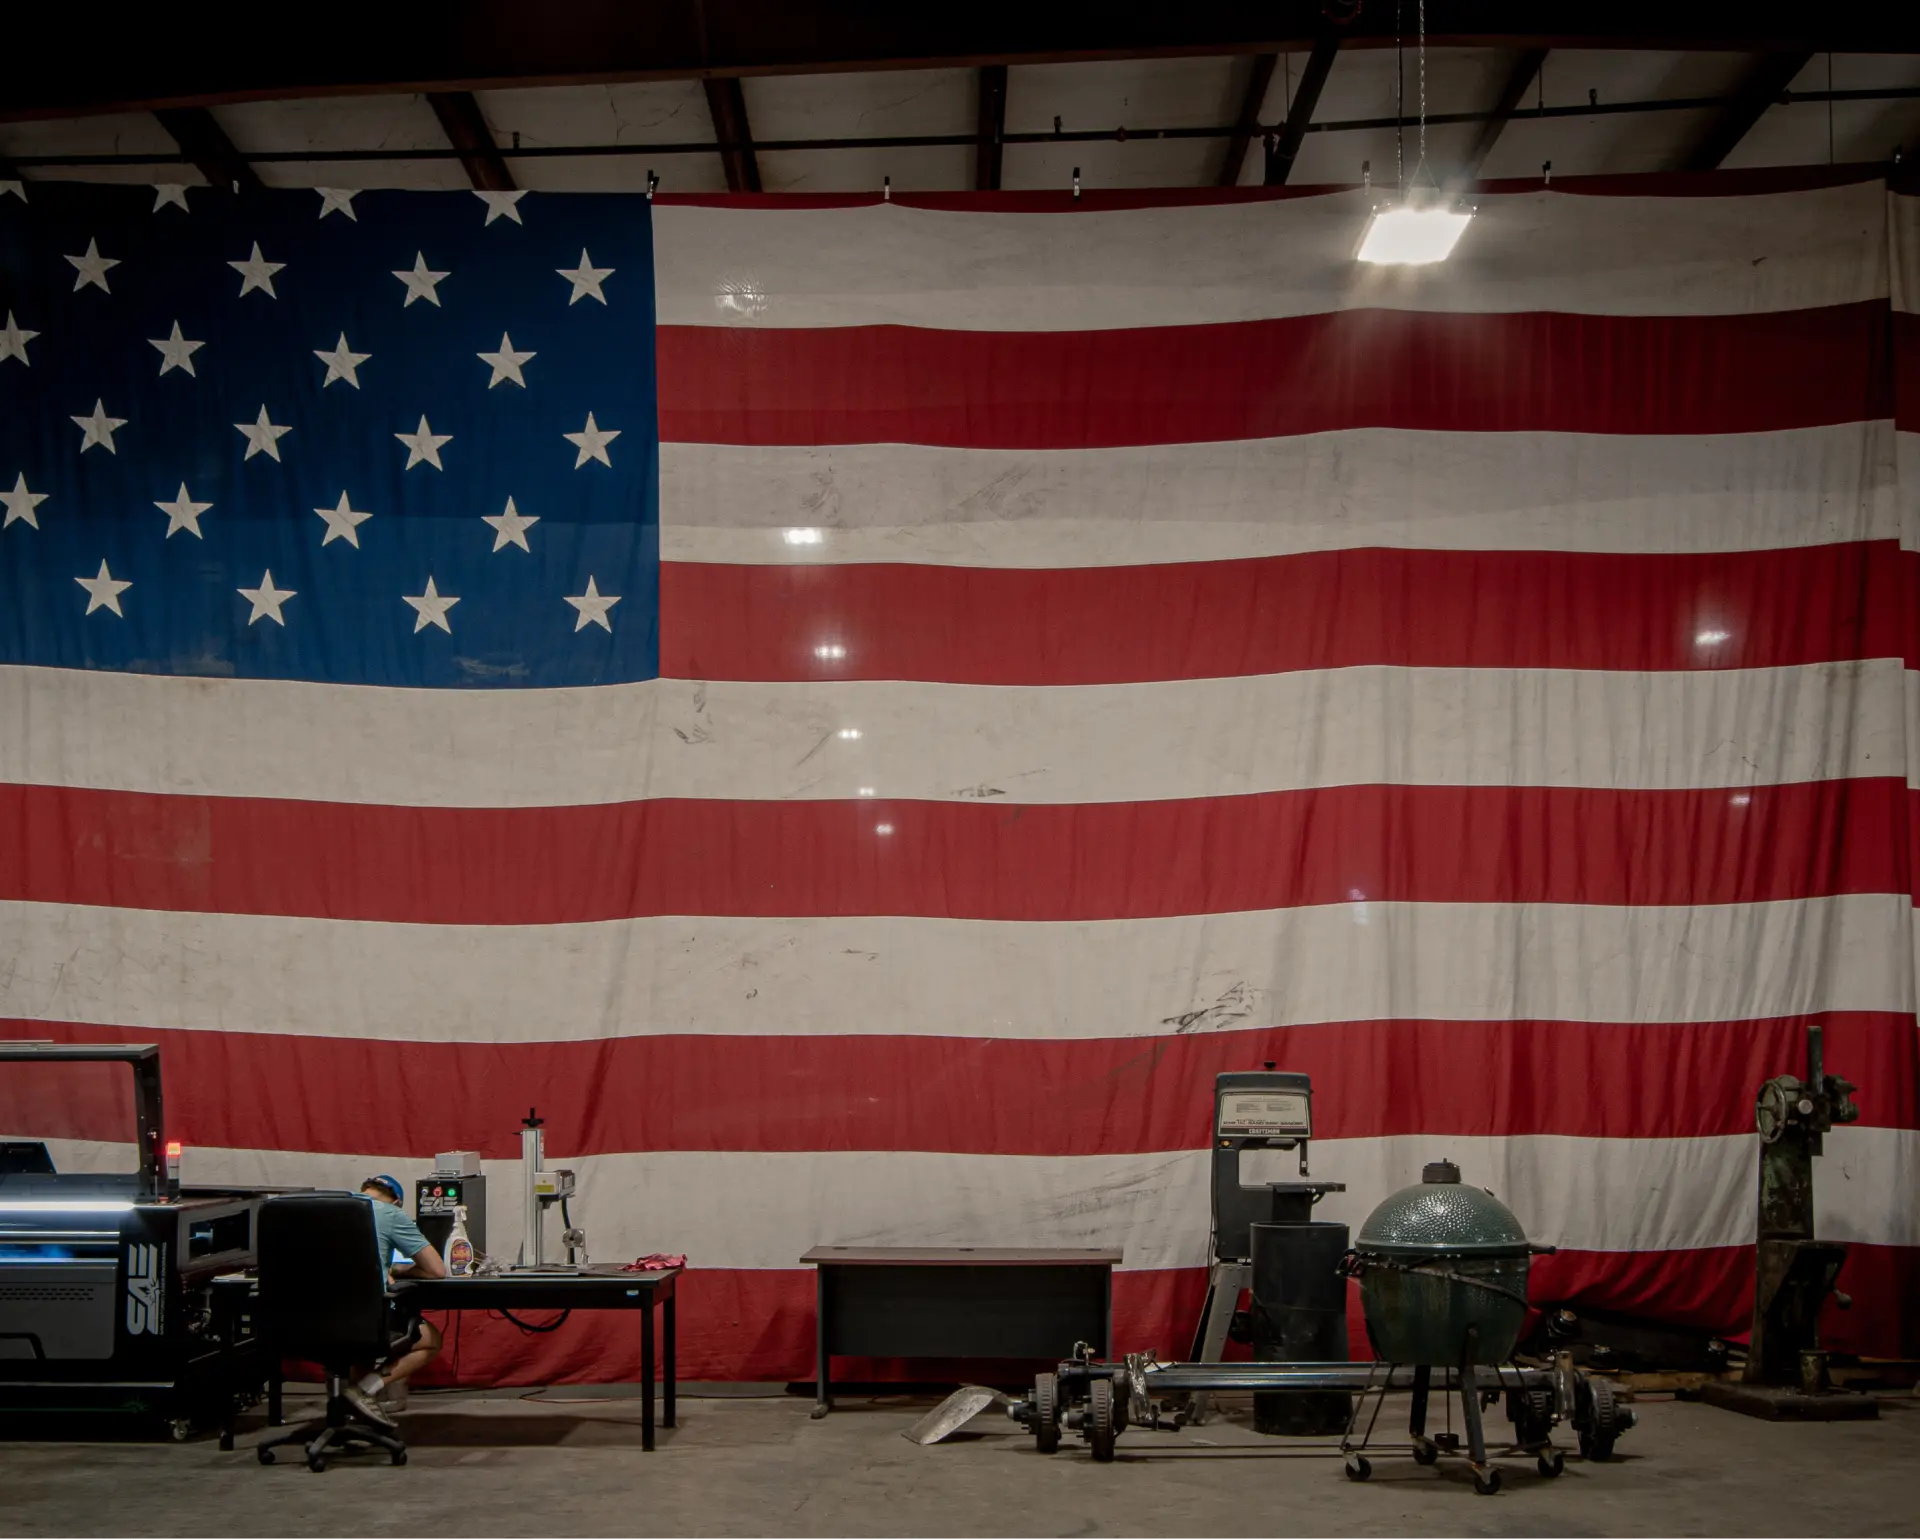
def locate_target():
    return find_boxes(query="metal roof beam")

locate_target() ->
[427,91,515,190]
[7,6,1917,121]
[1456,47,1547,182]
[976,64,1008,189]
[703,77,761,192]
[1263,32,1339,186]
[1682,51,1813,170]
[151,106,260,192]
[1217,52,1277,186]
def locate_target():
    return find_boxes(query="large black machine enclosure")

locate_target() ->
[0,1043,272,1439]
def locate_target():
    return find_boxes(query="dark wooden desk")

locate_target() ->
[227,1267,681,1451]
[800,1246,1120,1417]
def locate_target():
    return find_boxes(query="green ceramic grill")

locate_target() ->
[1349,1160,1551,1366]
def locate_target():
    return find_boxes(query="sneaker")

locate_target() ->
[378,1382,409,1415]
[342,1383,397,1428]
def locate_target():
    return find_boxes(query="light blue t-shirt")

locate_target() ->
[365,1195,430,1271]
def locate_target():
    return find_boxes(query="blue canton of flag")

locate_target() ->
[0,183,658,688]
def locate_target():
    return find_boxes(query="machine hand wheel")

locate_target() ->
[1087,1378,1117,1463]
[1033,1372,1060,1454]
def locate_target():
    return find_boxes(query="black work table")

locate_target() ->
[801,1246,1120,1417]
[229,1266,681,1451]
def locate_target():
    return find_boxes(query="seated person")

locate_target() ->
[345,1173,447,1426]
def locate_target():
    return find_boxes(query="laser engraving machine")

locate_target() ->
[517,1109,585,1268]
[414,1152,487,1261]
[0,1043,268,1436]
[1186,1068,1344,1416]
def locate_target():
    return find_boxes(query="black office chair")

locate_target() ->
[250,1192,411,1471]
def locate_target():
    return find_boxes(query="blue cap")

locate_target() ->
[362,1173,405,1203]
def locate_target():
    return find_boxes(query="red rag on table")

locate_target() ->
[622,1252,687,1271]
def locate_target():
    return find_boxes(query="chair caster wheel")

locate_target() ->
[307,1454,327,1473]
[390,1449,408,1466]
[1474,1467,1502,1496]
[1344,1454,1372,1481]
[219,1433,234,1452]
[257,1447,275,1465]
[1411,1439,1439,1465]
[1537,1450,1565,1478]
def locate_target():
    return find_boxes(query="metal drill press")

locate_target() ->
[1703,1023,1877,1420]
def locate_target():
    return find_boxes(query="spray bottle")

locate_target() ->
[445,1204,476,1276]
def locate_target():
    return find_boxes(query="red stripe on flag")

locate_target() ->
[661,543,1904,685]
[0,778,1905,924]
[655,303,1891,448]
[6,1014,1913,1157]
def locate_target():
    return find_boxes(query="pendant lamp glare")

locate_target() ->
[1357,200,1474,264]
[1357,0,1470,265]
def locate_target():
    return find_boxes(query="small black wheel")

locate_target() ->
[219,1432,234,1453]
[170,1419,193,1443]
[390,1449,408,1467]
[1537,1450,1565,1479]
[257,1447,275,1465]
[1088,1378,1116,1464]
[307,1453,327,1473]
[1474,1467,1502,1496]
[1411,1439,1439,1466]
[1344,1454,1372,1481]
[1033,1372,1061,1454]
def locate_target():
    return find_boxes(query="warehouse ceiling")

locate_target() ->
[5,3,1920,195]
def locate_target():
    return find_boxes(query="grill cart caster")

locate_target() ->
[1033,1373,1060,1454]
[1537,1450,1565,1478]
[169,1419,192,1442]
[1087,1378,1116,1463]
[1474,1467,1502,1496]
[257,1447,275,1465]
[1411,1437,1439,1465]
[1344,1454,1372,1481]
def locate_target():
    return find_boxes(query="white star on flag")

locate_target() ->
[316,188,359,221]
[0,311,37,366]
[76,560,131,616]
[394,252,449,307]
[229,241,285,299]
[238,569,296,625]
[315,491,373,547]
[72,399,127,454]
[483,495,539,552]
[149,321,205,377]
[314,333,371,388]
[2,473,49,529]
[403,577,459,634]
[152,184,191,212]
[564,577,622,633]
[235,405,292,461]
[66,238,119,294]
[557,249,613,305]
[564,412,620,468]
[477,190,526,225]
[478,332,535,388]
[155,483,213,539]
[396,415,452,471]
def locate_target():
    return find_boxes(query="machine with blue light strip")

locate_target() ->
[0,1042,271,1436]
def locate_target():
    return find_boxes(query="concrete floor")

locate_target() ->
[0,1387,1916,1537]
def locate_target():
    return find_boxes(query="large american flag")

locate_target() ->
[2,174,1916,1382]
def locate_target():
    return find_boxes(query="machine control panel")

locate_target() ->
[416,1177,472,1216]
[1217,1089,1311,1141]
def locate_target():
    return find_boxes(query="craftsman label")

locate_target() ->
[1218,1091,1311,1138]
[125,1242,165,1335]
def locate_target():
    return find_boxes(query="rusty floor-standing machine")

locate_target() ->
[1703,1023,1877,1421]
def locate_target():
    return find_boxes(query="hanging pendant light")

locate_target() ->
[1357,0,1473,264]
